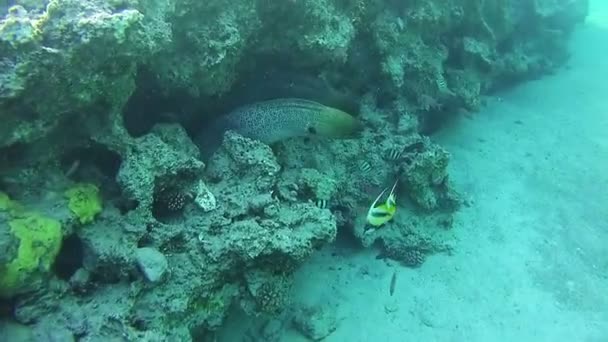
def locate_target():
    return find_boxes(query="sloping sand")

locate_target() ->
[219,3,608,341]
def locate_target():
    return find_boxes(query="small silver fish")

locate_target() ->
[65,160,81,178]
[389,270,397,296]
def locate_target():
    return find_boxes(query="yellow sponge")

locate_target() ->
[64,183,103,224]
[0,212,62,297]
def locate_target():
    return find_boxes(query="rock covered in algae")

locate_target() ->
[0,0,151,147]
[0,0,590,340]
[293,303,339,341]
[0,193,63,298]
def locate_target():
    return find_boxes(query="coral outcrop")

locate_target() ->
[0,0,588,340]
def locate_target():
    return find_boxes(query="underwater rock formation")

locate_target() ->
[293,303,339,341]
[0,0,588,149]
[1,130,340,339]
[398,137,462,211]
[0,0,588,339]
[0,0,151,147]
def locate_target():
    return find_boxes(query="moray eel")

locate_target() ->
[196,98,362,159]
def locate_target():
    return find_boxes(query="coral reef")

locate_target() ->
[293,303,339,341]
[243,270,294,315]
[64,183,103,224]
[0,0,588,340]
[398,137,462,211]
[0,211,62,297]
[0,0,152,147]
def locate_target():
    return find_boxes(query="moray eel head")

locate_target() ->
[311,106,362,138]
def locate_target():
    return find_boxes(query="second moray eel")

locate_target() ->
[196,98,362,159]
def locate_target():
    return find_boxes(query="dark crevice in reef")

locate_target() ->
[53,234,84,280]
[115,198,140,215]
[60,143,122,182]
[122,67,210,138]
[223,52,361,115]
[0,143,27,172]
[137,234,154,248]
[121,58,363,143]
[342,32,387,105]
[0,297,15,319]
[60,143,136,214]
[419,107,456,135]
[334,223,363,250]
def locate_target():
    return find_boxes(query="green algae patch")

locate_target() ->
[64,183,103,224]
[0,191,25,217]
[0,212,62,298]
[0,191,12,211]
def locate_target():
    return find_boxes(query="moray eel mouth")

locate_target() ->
[311,106,363,138]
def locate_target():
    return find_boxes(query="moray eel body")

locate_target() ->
[196,98,362,159]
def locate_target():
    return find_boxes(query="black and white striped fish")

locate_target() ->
[357,160,373,174]
[386,148,403,161]
[315,199,328,209]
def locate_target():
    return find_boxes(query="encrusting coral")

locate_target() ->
[0,0,588,339]
[64,183,103,224]
[0,193,63,298]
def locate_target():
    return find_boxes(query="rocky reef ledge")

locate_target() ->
[0,0,587,340]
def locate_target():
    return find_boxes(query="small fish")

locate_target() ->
[387,147,403,161]
[357,160,372,174]
[315,199,328,209]
[436,76,447,91]
[65,159,81,178]
[365,180,398,228]
[389,270,397,296]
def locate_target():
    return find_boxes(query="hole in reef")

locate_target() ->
[334,223,363,250]
[60,143,141,215]
[121,59,362,142]
[137,234,154,248]
[0,297,15,319]
[53,234,84,280]
[418,108,453,135]
[0,143,27,173]
[121,67,211,138]
[60,142,122,182]
[115,198,139,215]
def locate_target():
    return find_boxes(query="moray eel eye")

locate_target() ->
[307,126,317,134]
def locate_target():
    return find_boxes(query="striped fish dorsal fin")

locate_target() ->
[388,180,398,201]
[369,187,388,212]
[387,193,396,208]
